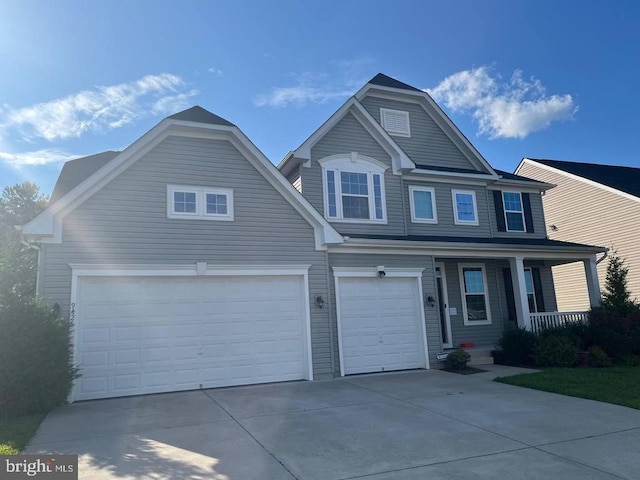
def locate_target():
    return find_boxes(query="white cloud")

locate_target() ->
[0,149,79,167]
[254,59,373,108]
[0,73,199,142]
[207,67,223,77]
[427,67,576,139]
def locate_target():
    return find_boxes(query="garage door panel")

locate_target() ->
[338,277,426,375]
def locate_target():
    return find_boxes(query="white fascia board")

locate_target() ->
[356,84,499,178]
[491,178,555,192]
[292,97,414,174]
[329,238,605,259]
[517,158,640,205]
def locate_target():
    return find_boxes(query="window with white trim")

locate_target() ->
[502,191,525,232]
[167,185,234,221]
[380,108,410,137]
[409,186,437,223]
[459,264,492,325]
[452,189,478,225]
[320,153,387,223]
[524,268,537,312]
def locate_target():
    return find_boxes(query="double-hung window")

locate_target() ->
[524,268,537,312]
[321,153,387,223]
[503,191,525,232]
[452,189,479,225]
[167,185,234,221]
[459,264,492,325]
[409,186,437,223]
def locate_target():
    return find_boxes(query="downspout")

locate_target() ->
[16,226,41,297]
[324,249,337,376]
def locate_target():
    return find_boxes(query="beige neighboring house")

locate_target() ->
[516,158,640,311]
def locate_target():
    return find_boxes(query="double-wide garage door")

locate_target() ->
[337,276,427,375]
[75,275,308,401]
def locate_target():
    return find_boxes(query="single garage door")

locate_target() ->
[75,275,308,400]
[337,277,426,375]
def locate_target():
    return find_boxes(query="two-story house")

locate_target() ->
[21,74,604,401]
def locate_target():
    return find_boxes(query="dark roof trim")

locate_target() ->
[168,105,235,127]
[495,169,548,185]
[345,233,604,250]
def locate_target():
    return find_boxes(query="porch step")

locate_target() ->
[467,347,495,366]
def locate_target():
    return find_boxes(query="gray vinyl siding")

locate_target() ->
[440,259,505,348]
[328,253,440,369]
[305,112,405,236]
[40,136,335,379]
[519,161,638,311]
[285,165,302,193]
[360,96,483,172]
[487,188,547,239]
[404,180,492,237]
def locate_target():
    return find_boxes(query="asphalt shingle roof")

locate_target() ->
[49,151,120,203]
[495,169,548,184]
[368,73,423,92]
[531,158,640,198]
[168,106,235,127]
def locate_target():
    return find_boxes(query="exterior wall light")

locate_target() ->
[426,295,436,307]
[315,296,324,308]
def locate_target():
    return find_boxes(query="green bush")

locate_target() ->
[533,335,577,367]
[539,322,592,350]
[0,297,78,416]
[620,354,640,366]
[444,348,470,370]
[588,346,613,368]
[496,328,539,366]
[588,307,640,360]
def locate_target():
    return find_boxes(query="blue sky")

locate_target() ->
[1,0,639,195]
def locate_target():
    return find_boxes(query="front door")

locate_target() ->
[435,263,453,349]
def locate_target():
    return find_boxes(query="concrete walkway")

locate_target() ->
[27,368,640,479]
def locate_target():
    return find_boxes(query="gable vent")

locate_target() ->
[380,108,410,137]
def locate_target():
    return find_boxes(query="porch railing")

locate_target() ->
[529,311,588,334]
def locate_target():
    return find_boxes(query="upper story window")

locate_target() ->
[452,189,478,226]
[167,185,234,221]
[502,191,525,232]
[380,108,410,137]
[320,153,387,223]
[409,186,437,223]
[459,264,492,325]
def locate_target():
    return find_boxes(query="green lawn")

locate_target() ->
[0,413,46,455]
[496,367,640,410]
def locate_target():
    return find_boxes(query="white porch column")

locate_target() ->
[583,256,601,308]
[509,256,532,330]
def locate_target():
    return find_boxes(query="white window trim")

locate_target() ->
[380,108,411,137]
[319,153,388,224]
[408,185,438,224]
[458,263,492,326]
[451,189,479,226]
[524,267,538,313]
[502,191,525,232]
[167,185,234,221]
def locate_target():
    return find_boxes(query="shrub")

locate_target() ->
[533,336,577,367]
[496,328,539,366]
[620,354,640,366]
[539,322,592,351]
[588,346,613,368]
[0,296,78,416]
[588,307,640,360]
[444,348,470,370]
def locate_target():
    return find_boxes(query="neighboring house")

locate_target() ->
[21,74,604,402]
[516,158,639,310]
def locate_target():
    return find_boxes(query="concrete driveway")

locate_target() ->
[27,366,640,479]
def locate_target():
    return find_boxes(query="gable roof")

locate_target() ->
[22,106,342,248]
[49,151,120,203]
[524,158,640,199]
[168,105,236,127]
[368,73,422,92]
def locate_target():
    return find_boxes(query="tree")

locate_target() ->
[601,249,638,314]
[0,182,48,302]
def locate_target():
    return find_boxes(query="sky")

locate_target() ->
[1,0,639,196]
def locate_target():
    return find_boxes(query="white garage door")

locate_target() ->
[337,277,426,375]
[75,275,308,400]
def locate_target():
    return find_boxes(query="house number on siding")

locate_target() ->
[70,302,76,323]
